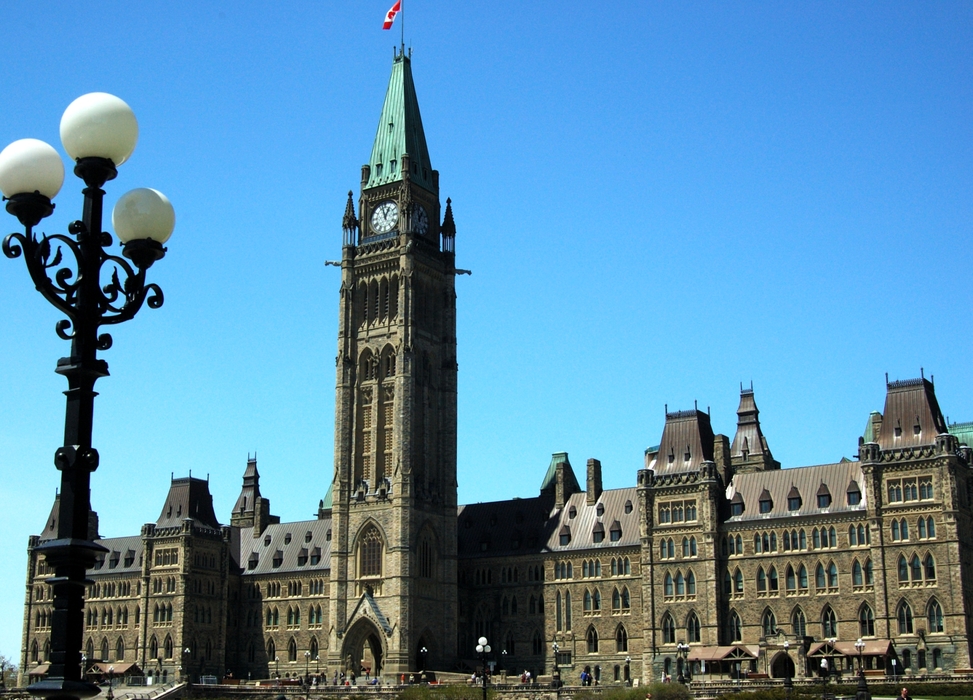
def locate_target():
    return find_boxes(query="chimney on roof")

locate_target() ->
[552,454,580,510]
[586,459,603,505]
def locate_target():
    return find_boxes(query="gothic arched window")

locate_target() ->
[359,527,383,578]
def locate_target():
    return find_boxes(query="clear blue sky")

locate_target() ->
[1,2,970,663]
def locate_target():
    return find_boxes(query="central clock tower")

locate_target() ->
[327,48,459,677]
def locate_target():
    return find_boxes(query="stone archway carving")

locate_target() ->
[342,617,385,680]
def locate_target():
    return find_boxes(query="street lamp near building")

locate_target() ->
[625,655,631,686]
[855,638,870,700]
[275,657,280,680]
[783,641,792,700]
[676,642,689,684]
[0,92,174,700]
[182,648,191,683]
[475,636,491,700]
[552,641,561,689]
[820,657,829,700]
[105,666,114,700]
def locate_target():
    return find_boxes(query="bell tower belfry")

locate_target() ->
[328,48,459,677]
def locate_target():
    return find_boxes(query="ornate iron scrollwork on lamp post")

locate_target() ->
[0,93,174,700]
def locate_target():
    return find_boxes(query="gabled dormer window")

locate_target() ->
[817,483,832,508]
[596,504,605,517]
[758,489,773,514]
[559,525,571,546]
[264,535,271,547]
[609,521,622,542]
[592,522,605,544]
[787,486,802,511]
[730,493,745,517]
[272,550,284,568]
[248,553,258,570]
[847,481,862,506]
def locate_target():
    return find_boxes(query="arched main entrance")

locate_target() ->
[771,652,795,679]
[342,619,384,680]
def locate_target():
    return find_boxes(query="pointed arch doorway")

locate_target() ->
[771,651,795,679]
[342,618,384,680]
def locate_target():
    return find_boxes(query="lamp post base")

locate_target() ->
[856,672,871,700]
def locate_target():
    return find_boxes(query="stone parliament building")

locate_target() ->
[21,51,973,687]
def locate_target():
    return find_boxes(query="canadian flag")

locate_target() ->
[382,0,401,30]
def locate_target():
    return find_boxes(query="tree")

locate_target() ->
[0,654,19,689]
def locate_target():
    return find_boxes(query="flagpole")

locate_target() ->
[401,0,405,52]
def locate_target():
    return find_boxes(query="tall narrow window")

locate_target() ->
[360,528,383,577]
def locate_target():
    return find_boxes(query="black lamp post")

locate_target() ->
[676,643,689,684]
[420,646,428,679]
[552,641,560,689]
[855,638,870,700]
[476,636,491,700]
[783,641,792,700]
[182,649,191,683]
[275,657,280,680]
[0,93,174,700]
[105,667,114,700]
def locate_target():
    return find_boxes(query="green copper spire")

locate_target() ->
[366,49,435,194]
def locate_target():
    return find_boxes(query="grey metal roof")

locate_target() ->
[725,461,867,523]
[236,518,332,576]
[458,487,640,558]
[88,535,144,577]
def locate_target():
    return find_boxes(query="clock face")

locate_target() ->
[413,205,429,235]
[370,201,398,234]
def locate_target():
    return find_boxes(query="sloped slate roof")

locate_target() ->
[88,535,144,577]
[725,461,866,522]
[236,518,332,576]
[458,487,640,558]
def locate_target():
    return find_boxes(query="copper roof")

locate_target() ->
[877,378,947,450]
[235,518,332,575]
[725,461,866,522]
[156,477,221,530]
[648,409,715,474]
